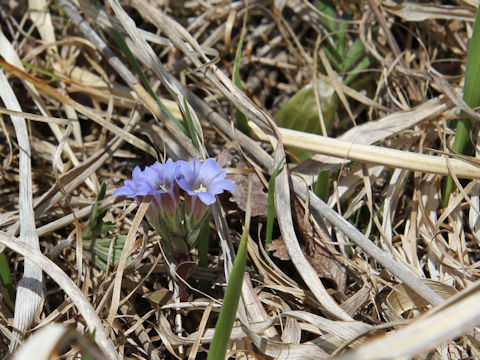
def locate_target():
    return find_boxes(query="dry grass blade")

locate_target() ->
[107,202,148,324]
[0,232,118,360]
[275,154,353,321]
[0,71,43,353]
[384,2,475,22]
[2,0,480,358]
[292,178,444,306]
[13,323,105,360]
[250,122,480,178]
[97,0,200,158]
[336,280,480,360]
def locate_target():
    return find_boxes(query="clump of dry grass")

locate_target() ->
[1,1,480,359]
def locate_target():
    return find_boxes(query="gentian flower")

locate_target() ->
[136,159,180,218]
[114,160,186,260]
[177,157,234,225]
[114,157,233,301]
[177,157,234,205]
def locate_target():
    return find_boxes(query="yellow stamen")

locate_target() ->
[194,184,208,193]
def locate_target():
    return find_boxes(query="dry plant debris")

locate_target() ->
[0,0,480,359]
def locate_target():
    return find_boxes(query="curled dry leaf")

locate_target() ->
[269,200,347,293]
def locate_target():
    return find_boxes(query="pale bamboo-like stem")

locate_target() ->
[249,122,480,179]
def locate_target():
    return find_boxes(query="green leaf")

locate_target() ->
[274,80,338,161]
[343,38,365,73]
[343,55,376,86]
[0,253,14,304]
[108,27,186,133]
[265,161,283,253]
[316,0,337,33]
[314,169,330,202]
[233,28,251,136]
[335,7,353,60]
[181,97,201,151]
[275,80,337,135]
[83,182,114,240]
[323,46,343,73]
[208,177,252,360]
[84,235,131,270]
[335,16,348,59]
[443,8,480,205]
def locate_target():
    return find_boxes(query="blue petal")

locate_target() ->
[178,160,194,184]
[131,166,144,182]
[198,158,220,180]
[209,179,234,194]
[113,180,137,198]
[198,191,216,205]
[191,157,202,177]
[176,176,194,193]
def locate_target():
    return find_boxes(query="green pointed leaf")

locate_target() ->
[316,0,337,33]
[208,177,252,360]
[343,55,376,86]
[343,38,365,73]
[443,8,480,205]
[323,46,343,73]
[84,235,131,270]
[0,253,14,304]
[234,28,250,135]
[181,97,201,151]
[314,169,330,202]
[265,161,283,253]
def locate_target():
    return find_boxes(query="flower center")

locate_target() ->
[194,184,208,193]
[157,183,169,191]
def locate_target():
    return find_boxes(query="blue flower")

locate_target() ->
[113,157,234,274]
[113,166,145,203]
[136,159,180,217]
[177,157,234,205]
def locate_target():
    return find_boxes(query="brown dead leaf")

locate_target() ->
[267,237,290,260]
[217,149,268,217]
[228,172,268,217]
[294,200,347,293]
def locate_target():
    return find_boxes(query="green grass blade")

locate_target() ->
[265,161,284,253]
[108,27,186,133]
[443,8,480,205]
[464,9,480,108]
[0,252,14,303]
[207,177,252,360]
[181,97,201,151]
[233,28,250,136]
[343,38,365,73]
[21,60,68,81]
[343,55,376,86]
[314,169,330,202]
[316,0,337,33]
